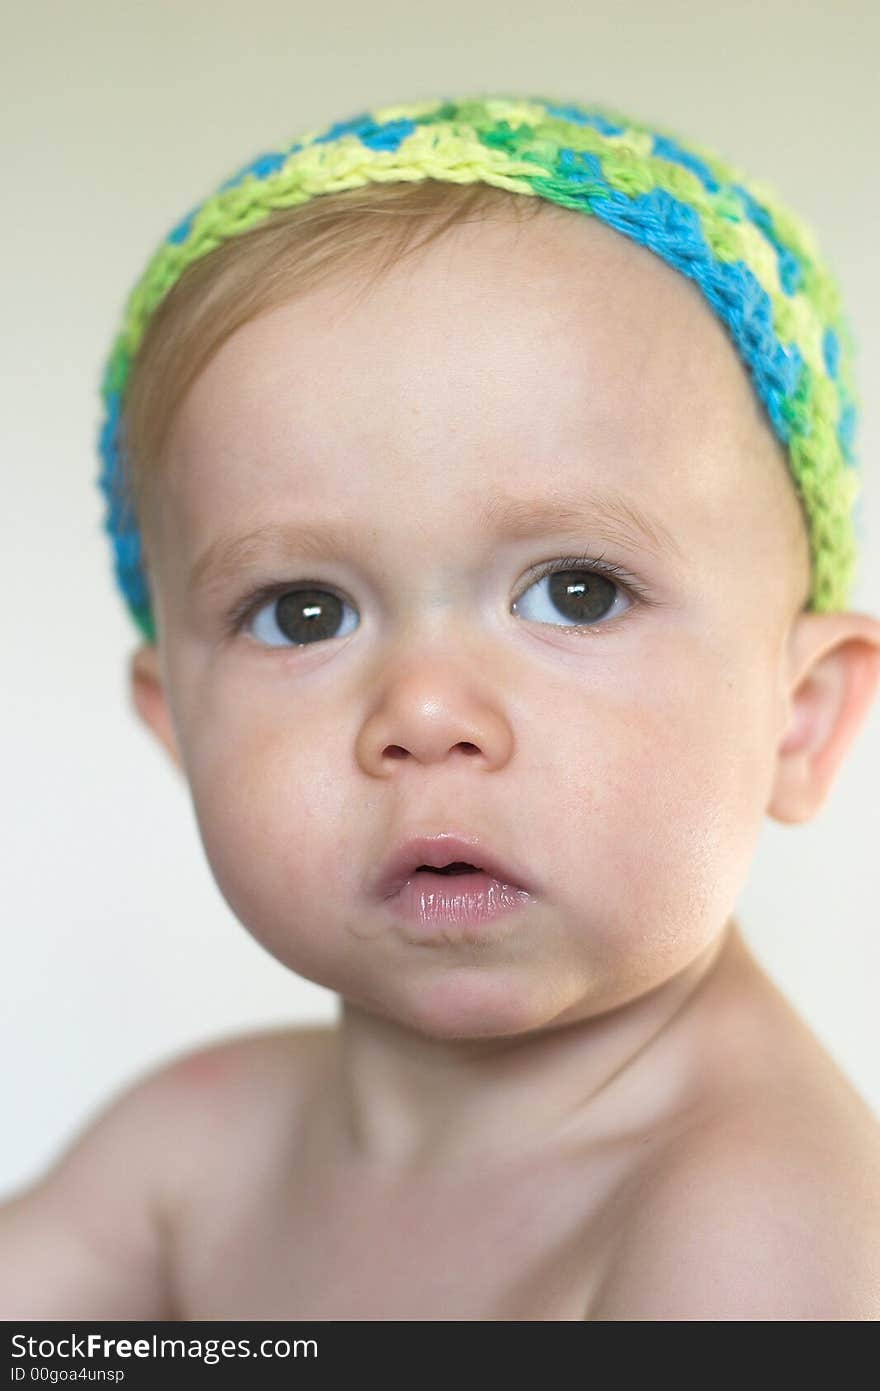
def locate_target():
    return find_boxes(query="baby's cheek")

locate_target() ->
[183,721,354,968]
[612,662,773,959]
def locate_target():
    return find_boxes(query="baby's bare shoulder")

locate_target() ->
[590,1092,880,1321]
[155,1021,327,1098]
[0,1024,324,1319]
[151,1022,330,1179]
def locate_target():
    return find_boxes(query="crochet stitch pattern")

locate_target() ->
[96,93,863,644]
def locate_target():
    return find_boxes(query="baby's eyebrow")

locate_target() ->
[480,489,683,562]
[188,487,683,599]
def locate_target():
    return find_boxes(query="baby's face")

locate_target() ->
[136,210,807,1036]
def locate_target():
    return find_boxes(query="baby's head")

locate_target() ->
[99,96,880,1038]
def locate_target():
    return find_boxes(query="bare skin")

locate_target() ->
[156,924,880,1320]
[4,923,879,1319]
[3,210,880,1319]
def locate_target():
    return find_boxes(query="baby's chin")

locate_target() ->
[335,956,638,1043]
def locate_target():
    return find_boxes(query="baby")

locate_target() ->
[3,95,880,1321]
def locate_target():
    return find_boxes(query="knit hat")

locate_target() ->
[97,93,863,643]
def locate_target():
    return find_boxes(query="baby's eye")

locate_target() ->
[231,557,637,649]
[512,561,632,629]
[239,586,359,649]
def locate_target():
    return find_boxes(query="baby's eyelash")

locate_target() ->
[524,551,651,603]
[224,551,652,636]
[226,581,296,636]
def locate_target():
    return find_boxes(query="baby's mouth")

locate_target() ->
[373,835,537,901]
[414,862,481,877]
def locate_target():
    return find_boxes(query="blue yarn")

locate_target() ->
[651,134,720,195]
[823,326,841,379]
[733,185,804,297]
[219,151,288,191]
[838,401,857,461]
[544,103,625,138]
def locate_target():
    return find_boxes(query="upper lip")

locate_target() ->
[374,833,535,900]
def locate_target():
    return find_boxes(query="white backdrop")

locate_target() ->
[2,0,878,1195]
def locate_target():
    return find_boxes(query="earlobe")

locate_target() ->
[129,642,184,774]
[768,611,880,824]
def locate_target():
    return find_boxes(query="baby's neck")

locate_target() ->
[319,919,741,1183]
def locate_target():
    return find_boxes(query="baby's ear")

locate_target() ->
[129,642,185,775]
[768,609,880,824]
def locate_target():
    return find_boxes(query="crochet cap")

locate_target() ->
[97,93,863,644]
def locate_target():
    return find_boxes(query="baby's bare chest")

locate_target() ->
[168,1151,629,1321]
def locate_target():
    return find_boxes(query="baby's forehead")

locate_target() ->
[156,208,800,601]
[177,209,766,466]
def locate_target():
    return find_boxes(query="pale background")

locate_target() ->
[2,0,878,1195]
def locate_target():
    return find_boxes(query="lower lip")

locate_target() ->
[386,871,533,938]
